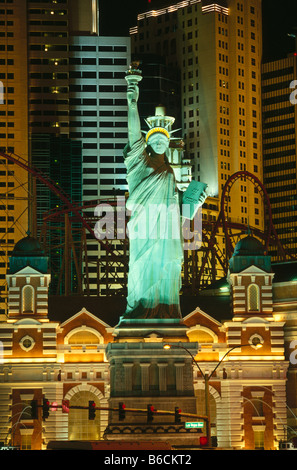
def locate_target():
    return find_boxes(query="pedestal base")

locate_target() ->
[105,319,203,447]
[114,316,190,342]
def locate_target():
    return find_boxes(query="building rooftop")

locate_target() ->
[233,235,265,257]
[11,235,45,258]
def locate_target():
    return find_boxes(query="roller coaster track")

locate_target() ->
[195,170,291,288]
[0,151,292,295]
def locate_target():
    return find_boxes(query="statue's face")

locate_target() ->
[147,133,169,155]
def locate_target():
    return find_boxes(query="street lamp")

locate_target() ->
[164,337,263,447]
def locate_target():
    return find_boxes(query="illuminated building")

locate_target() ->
[262,54,297,260]
[30,134,82,295]
[0,235,113,449]
[181,234,289,450]
[0,0,131,299]
[67,35,131,296]
[0,233,294,450]
[0,0,29,314]
[261,54,297,434]
[27,1,131,295]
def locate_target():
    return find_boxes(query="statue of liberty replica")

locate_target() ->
[105,65,208,443]
[122,63,207,321]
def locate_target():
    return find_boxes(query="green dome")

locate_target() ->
[9,236,48,274]
[11,236,45,257]
[233,235,264,257]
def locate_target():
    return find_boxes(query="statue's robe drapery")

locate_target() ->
[123,137,183,319]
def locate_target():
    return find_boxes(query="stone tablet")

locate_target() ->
[182,180,208,219]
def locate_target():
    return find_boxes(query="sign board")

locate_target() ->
[0,446,19,450]
[185,422,204,429]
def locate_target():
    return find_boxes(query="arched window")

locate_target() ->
[68,390,101,441]
[22,285,34,313]
[68,330,100,345]
[65,327,103,350]
[248,284,260,312]
[187,326,218,344]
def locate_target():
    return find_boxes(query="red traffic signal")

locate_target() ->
[50,401,58,412]
[200,436,208,447]
[118,402,126,421]
[42,398,50,420]
[30,400,38,419]
[62,400,69,413]
[88,400,96,420]
[174,407,181,424]
[147,404,155,423]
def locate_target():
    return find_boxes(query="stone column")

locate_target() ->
[123,363,133,393]
[175,363,185,392]
[158,363,168,392]
[140,363,150,392]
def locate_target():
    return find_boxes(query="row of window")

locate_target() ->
[29,85,126,93]
[29,98,127,106]
[271,204,297,215]
[265,173,296,184]
[30,53,128,67]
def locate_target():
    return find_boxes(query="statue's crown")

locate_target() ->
[146,127,170,142]
[145,106,175,142]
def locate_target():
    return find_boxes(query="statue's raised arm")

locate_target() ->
[125,62,143,148]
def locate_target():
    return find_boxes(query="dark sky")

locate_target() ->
[99,0,297,62]
[262,0,297,61]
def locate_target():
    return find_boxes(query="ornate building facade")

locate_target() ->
[0,233,295,449]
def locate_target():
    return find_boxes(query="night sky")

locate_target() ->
[99,0,297,62]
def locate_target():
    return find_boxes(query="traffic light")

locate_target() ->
[174,407,181,424]
[62,400,69,413]
[118,402,126,421]
[88,400,96,420]
[42,398,50,420]
[30,400,38,419]
[200,436,208,447]
[147,404,155,423]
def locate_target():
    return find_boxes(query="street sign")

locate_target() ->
[185,421,204,429]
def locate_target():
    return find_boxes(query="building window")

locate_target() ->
[254,429,264,450]
[19,335,35,352]
[21,433,32,450]
[251,392,264,416]
[22,285,34,313]
[247,284,260,311]
[68,391,102,441]
[68,330,101,346]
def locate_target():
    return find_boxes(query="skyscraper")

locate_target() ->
[0,0,131,303]
[68,34,130,295]
[0,0,29,313]
[262,54,297,260]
